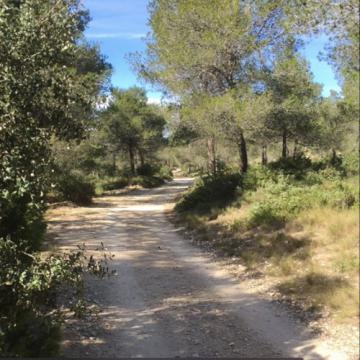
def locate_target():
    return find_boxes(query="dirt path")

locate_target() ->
[48,178,349,359]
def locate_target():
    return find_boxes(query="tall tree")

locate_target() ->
[318,91,353,161]
[264,53,321,158]
[133,0,292,173]
[101,87,165,174]
[0,0,111,355]
[0,0,110,248]
[286,0,359,125]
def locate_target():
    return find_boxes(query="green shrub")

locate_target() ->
[248,202,287,227]
[267,153,351,180]
[0,172,47,251]
[247,182,308,227]
[99,162,119,177]
[303,167,342,185]
[56,171,95,205]
[311,180,357,209]
[269,153,312,177]
[157,165,173,180]
[130,175,164,188]
[1,309,61,357]
[136,164,173,181]
[342,152,360,176]
[243,165,278,191]
[95,172,169,194]
[102,177,129,191]
[0,198,46,252]
[176,173,242,214]
[136,163,158,176]
[246,171,358,228]
[0,238,113,357]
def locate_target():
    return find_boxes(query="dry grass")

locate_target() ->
[178,203,359,324]
[287,207,359,321]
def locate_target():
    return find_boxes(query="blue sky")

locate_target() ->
[83,0,341,101]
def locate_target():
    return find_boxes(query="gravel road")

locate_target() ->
[48,178,349,359]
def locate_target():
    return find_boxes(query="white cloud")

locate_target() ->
[86,32,145,39]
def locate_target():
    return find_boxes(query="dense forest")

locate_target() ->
[0,0,358,357]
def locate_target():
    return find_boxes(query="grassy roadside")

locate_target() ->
[173,159,359,324]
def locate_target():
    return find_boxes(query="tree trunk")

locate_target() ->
[207,136,217,176]
[282,129,288,158]
[293,139,298,157]
[261,145,268,166]
[238,131,248,173]
[331,148,337,164]
[112,152,116,174]
[128,144,135,175]
[139,149,145,167]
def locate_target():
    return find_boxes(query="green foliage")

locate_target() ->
[140,0,288,95]
[136,163,173,180]
[56,171,95,205]
[268,153,313,177]
[0,0,358,352]
[260,53,322,159]
[137,0,358,176]
[0,0,109,243]
[136,163,157,176]
[0,238,113,357]
[0,177,47,251]
[0,0,111,356]
[101,177,129,191]
[243,165,279,191]
[136,0,299,174]
[180,158,358,230]
[176,173,242,214]
[130,175,165,188]
[342,152,360,176]
[97,172,169,193]
[245,165,358,228]
[168,122,199,146]
[1,308,62,357]
[100,87,166,174]
[157,165,173,181]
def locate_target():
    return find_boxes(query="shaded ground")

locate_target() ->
[47,178,350,359]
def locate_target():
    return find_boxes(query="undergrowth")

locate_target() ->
[48,165,172,203]
[175,154,359,323]
[175,172,242,214]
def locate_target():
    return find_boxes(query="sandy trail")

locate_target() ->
[48,178,348,359]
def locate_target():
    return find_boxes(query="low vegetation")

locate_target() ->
[175,155,359,323]
[49,165,172,205]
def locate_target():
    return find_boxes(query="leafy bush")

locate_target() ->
[56,171,95,205]
[269,153,312,177]
[246,171,358,228]
[176,173,242,214]
[95,170,171,194]
[0,238,113,357]
[157,165,173,180]
[136,163,157,176]
[0,195,46,252]
[266,153,354,180]
[243,165,278,191]
[130,175,164,188]
[342,152,359,176]
[136,164,173,181]
[303,167,342,185]
[102,177,129,191]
